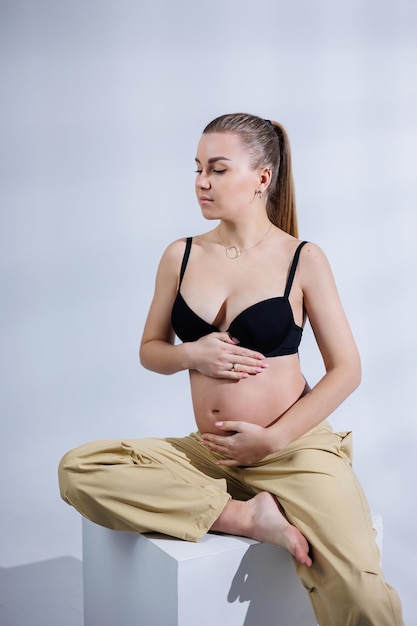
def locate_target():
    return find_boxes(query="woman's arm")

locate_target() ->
[139,239,268,378]
[139,239,191,375]
[269,242,361,448]
[202,243,361,464]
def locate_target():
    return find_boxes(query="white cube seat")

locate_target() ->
[82,512,383,626]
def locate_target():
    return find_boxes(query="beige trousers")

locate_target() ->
[59,420,403,626]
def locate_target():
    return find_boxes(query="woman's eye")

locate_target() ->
[194,168,226,175]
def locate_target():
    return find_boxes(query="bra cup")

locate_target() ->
[172,293,303,357]
[171,292,217,343]
[227,299,295,356]
[171,237,307,357]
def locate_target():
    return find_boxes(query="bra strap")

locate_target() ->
[178,237,192,288]
[284,241,308,298]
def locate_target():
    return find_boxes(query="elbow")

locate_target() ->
[346,354,362,394]
[351,367,361,392]
[139,352,147,370]
[138,339,178,375]
[139,342,151,370]
[327,354,361,397]
[353,350,362,388]
[139,350,145,368]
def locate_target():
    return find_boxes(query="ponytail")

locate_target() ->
[267,122,298,238]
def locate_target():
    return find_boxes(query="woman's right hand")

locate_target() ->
[187,332,268,379]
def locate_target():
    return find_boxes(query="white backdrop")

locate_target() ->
[1,0,416,623]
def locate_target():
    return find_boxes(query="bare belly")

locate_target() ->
[190,355,307,435]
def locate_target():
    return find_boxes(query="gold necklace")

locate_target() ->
[217,223,273,259]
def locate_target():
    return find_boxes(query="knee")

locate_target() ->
[58,446,84,503]
[345,571,381,611]
[345,571,401,624]
[308,569,401,626]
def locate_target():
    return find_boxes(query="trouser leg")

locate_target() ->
[238,422,404,626]
[59,426,404,624]
[58,435,232,541]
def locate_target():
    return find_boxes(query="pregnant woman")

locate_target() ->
[59,112,403,626]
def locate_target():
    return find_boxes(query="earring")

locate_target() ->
[256,190,263,199]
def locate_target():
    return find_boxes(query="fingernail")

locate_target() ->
[215,421,223,427]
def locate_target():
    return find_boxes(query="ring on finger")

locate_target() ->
[231,363,237,372]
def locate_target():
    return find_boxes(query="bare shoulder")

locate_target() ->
[299,241,332,269]
[160,230,215,264]
[297,241,337,290]
[299,240,327,260]
[161,237,188,261]
[157,233,214,283]
[155,237,187,275]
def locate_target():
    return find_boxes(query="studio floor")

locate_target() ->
[0,557,83,626]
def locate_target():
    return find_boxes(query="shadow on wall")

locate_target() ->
[228,542,315,626]
[0,557,83,626]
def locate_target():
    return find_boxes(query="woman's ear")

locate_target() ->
[259,167,272,192]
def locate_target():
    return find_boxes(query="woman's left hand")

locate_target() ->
[201,421,272,466]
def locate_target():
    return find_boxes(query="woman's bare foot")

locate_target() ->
[247,492,312,566]
[211,492,312,567]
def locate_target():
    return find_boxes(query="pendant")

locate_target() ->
[226,246,241,259]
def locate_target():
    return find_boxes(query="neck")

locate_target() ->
[218,219,271,248]
[217,219,273,259]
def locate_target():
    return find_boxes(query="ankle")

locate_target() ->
[211,499,250,536]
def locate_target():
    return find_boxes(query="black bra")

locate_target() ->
[171,239,307,357]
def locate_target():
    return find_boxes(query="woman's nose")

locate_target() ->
[198,172,211,189]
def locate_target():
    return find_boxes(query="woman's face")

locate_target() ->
[195,132,260,220]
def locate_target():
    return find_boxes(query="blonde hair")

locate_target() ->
[203,113,298,237]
